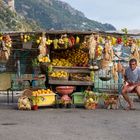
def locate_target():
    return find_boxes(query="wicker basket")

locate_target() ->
[22,89,33,97]
[85,102,98,110]
[70,74,91,81]
[22,88,42,97]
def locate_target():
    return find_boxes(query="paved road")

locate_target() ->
[0,102,140,140]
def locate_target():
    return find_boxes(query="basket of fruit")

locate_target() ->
[49,71,69,81]
[70,73,91,81]
[85,98,98,110]
[30,89,56,108]
[84,90,99,110]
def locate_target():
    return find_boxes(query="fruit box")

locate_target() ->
[31,94,56,107]
[71,92,85,105]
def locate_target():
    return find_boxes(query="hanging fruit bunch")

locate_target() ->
[37,33,50,62]
[80,35,90,49]
[21,34,32,43]
[121,28,128,46]
[98,36,105,45]
[53,34,78,49]
[130,39,139,62]
[46,37,53,46]
[68,35,75,48]
[127,37,133,46]
[53,39,60,49]
[122,37,127,46]
[103,40,114,62]
[116,37,122,44]
[112,62,118,81]
[111,37,117,46]
[36,36,42,44]
[3,34,12,48]
[59,34,69,49]
[136,39,140,47]
[95,45,103,59]
[75,36,80,44]
[36,36,53,46]
[53,34,69,49]
[38,56,50,63]
[88,34,97,60]
[0,34,12,60]
[0,33,3,41]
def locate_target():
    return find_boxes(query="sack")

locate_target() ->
[18,95,31,110]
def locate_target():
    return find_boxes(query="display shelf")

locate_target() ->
[49,79,93,86]
[13,75,45,82]
[48,66,93,86]
[52,66,91,73]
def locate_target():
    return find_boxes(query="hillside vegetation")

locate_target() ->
[0,0,116,31]
[0,1,40,31]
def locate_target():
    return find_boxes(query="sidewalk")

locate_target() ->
[0,103,140,140]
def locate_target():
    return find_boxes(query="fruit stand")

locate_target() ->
[48,66,93,86]
[46,34,95,92]
[1,30,140,109]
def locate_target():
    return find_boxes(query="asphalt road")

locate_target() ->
[0,102,140,140]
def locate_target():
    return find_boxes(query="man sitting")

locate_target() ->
[122,58,140,110]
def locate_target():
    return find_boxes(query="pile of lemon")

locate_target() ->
[32,89,55,96]
[38,56,50,63]
[49,71,68,78]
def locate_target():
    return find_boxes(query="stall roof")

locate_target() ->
[1,30,140,37]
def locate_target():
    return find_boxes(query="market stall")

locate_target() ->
[1,30,140,109]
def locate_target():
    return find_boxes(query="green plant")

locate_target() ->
[32,58,40,67]
[121,28,128,45]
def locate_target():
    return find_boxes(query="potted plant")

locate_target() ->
[32,58,40,76]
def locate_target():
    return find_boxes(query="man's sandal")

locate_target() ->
[124,106,136,110]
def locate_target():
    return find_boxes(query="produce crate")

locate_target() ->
[31,94,56,107]
[70,73,91,81]
[71,92,85,106]
[49,76,68,81]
